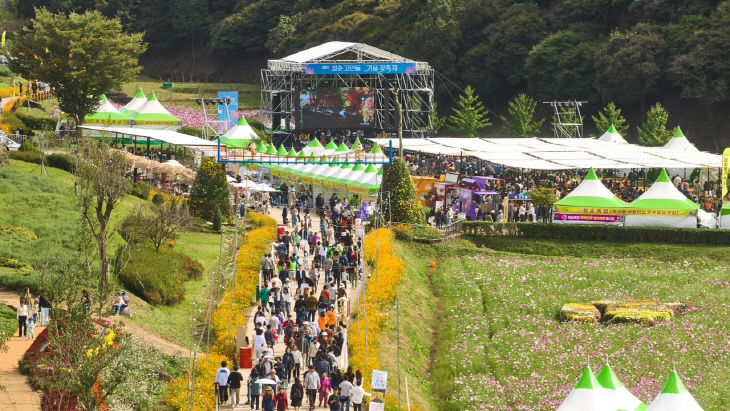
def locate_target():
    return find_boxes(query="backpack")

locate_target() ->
[291,385,303,401]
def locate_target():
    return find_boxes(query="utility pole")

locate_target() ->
[397,298,401,411]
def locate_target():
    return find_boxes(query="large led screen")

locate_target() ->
[300,87,375,128]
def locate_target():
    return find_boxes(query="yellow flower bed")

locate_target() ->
[350,228,406,391]
[148,188,189,205]
[560,303,601,323]
[167,213,276,410]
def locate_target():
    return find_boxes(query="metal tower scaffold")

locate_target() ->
[544,100,587,138]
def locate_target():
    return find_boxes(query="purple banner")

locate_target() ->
[554,213,625,223]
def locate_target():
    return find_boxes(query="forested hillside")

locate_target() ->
[7,0,730,148]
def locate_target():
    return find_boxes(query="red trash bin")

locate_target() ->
[240,346,253,369]
[277,224,286,240]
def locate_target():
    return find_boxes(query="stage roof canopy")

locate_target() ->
[371,137,722,170]
[269,41,431,71]
[80,125,218,147]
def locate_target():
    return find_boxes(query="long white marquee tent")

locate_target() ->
[371,137,721,170]
[79,125,219,147]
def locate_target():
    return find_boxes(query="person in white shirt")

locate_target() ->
[215,361,230,405]
[350,384,371,411]
[254,328,267,360]
[338,379,354,411]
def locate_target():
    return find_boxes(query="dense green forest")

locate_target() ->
[6,1,730,148]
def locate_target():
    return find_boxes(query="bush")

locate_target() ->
[15,112,57,131]
[45,153,73,172]
[130,181,151,200]
[178,253,204,280]
[0,304,18,340]
[1,112,26,133]
[8,150,42,164]
[462,221,730,245]
[19,140,39,152]
[213,207,222,231]
[116,247,186,306]
[178,126,203,138]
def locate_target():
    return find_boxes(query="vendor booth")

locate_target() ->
[625,169,699,228]
[553,168,628,225]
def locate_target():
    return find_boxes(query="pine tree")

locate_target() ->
[447,85,492,137]
[500,93,544,137]
[637,103,672,146]
[432,101,447,133]
[592,102,629,136]
[212,207,222,232]
[189,157,231,221]
[380,158,425,224]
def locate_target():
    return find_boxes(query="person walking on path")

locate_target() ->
[262,386,276,411]
[304,365,320,410]
[16,300,27,338]
[39,294,51,326]
[26,316,36,340]
[327,387,342,411]
[290,377,304,411]
[318,371,332,408]
[216,361,231,406]
[250,375,261,410]
[259,284,271,313]
[275,386,289,411]
[228,366,244,408]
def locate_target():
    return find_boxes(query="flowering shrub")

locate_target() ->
[349,228,406,391]
[167,213,276,410]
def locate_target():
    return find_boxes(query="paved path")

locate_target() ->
[224,206,365,410]
[0,290,44,411]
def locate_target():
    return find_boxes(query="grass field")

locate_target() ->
[0,159,233,348]
[116,77,260,109]
[416,239,730,410]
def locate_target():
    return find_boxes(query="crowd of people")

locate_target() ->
[213,193,369,410]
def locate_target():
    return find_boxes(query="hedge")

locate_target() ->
[8,152,74,173]
[15,112,57,131]
[0,304,18,339]
[116,247,186,306]
[462,221,730,245]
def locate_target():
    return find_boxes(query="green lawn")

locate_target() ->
[419,239,730,410]
[116,77,260,109]
[0,159,231,349]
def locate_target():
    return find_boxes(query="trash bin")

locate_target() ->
[240,346,253,369]
[277,224,286,240]
[162,82,176,89]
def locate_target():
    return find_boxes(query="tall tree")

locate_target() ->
[637,103,672,146]
[500,93,544,137]
[380,158,425,225]
[592,102,629,136]
[9,9,146,124]
[189,157,231,222]
[431,101,447,134]
[74,141,130,287]
[447,85,492,137]
[594,23,666,105]
[136,196,192,253]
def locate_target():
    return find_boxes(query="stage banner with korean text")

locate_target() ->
[305,62,417,75]
[368,370,388,411]
[722,147,729,199]
[555,205,695,219]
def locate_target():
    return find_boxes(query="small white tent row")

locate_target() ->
[558,365,703,411]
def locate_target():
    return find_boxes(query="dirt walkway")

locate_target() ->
[0,290,43,411]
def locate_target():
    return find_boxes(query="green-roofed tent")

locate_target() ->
[256,141,267,153]
[219,137,251,149]
[647,370,703,411]
[557,366,614,411]
[625,169,700,228]
[277,145,288,156]
[221,116,259,143]
[553,168,628,225]
[598,124,628,144]
[335,142,349,152]
[663,126,698,152]
[287,148,298,157]
[719,203,730,229]
[84,94,131,125]
[597,364,647,411]
[121,88,147,114]
[130,91,182,129]
[266,144,278,155]
[324,141,337,150]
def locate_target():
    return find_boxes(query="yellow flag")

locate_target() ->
[722,147,730,199]
[1,31,5,47]
[45,47,49,53]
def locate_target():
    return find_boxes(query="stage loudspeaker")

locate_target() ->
[272,94,281,130]
[419,91,431,126]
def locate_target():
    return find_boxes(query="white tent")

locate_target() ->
[663,127,698,152]
[222,117,259,141]
[121,88,148,114]
[697,209,717,228]
[131,91,182,129]
[647,370,703,411]
[598,124,628,144]
[557,366,615,411]
[597,364,647,411]
[553,168,628,225]
[719,203,730,229]
[625,169,699,228]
